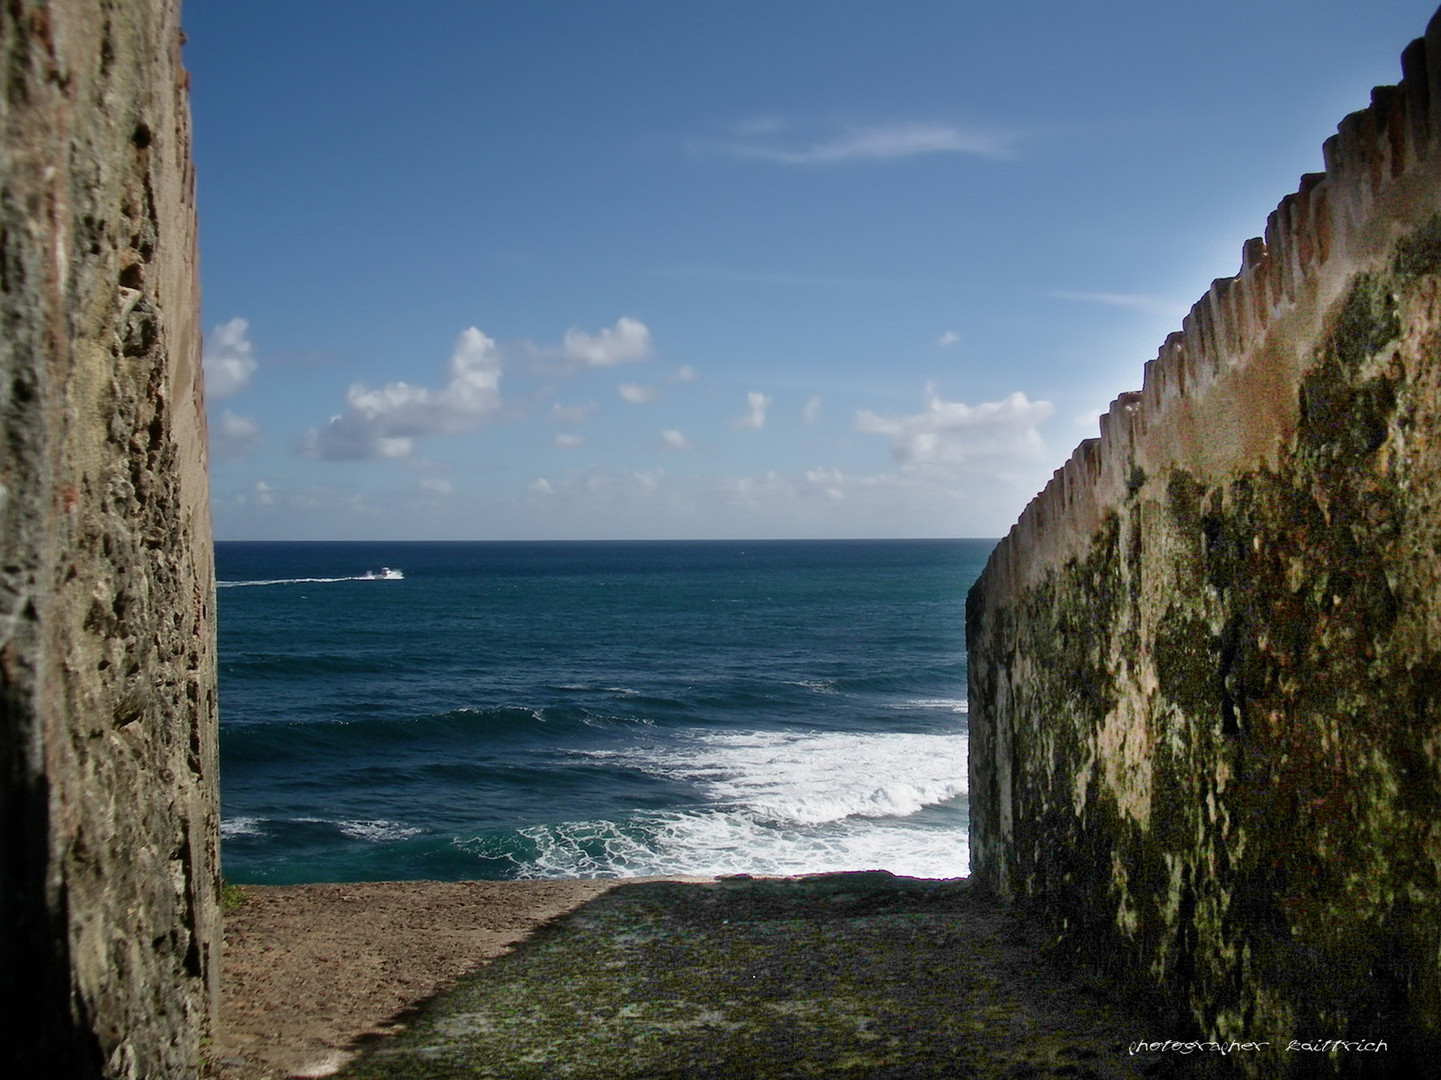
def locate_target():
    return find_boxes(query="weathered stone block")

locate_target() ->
[0,2,216,1077]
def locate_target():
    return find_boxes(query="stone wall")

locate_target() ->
[968,9,1441,1072]
[0,2,217,1077]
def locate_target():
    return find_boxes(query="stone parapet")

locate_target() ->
[969,7,1441,1072]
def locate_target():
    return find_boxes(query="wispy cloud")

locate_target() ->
[299,327,502,461]
[734,115,786,137]
[721,120,1018,164]
[803,396,822,425]
[734,391,772,431]
[936,330,960,348]
[856,386,1054,467]
[618,383,660,404]
[550,401,598,425]
[555,433,587,449]
[658,264,940,291]
[661,428,692,451]
[385,456,1046,539]
[1046,290,1188,318]
[803,467,848,502]
[211,409,262,462]
[204,317,257,399]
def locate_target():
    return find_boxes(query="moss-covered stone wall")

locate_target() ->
[0,2,217,1077]
[969,10,1441,1074]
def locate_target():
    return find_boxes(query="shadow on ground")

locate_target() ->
[336,872,1191,1079]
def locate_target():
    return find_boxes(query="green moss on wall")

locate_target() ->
[969,216,1441,1072]
[1394,213,1441,279]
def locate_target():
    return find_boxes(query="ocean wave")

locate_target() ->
[788,679,839,694]
[220,704,667,764]
[575,728,967,826]
[462,808,968,880]
[882,697,968,713]
[333,818,423,842]
[232,816,424,843]
[220,815,265,839]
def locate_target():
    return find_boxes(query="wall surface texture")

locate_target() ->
[969,10,1441,1072]
[0,1,217,1077]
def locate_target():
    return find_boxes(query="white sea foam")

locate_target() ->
[883,697,967,713]
[505,809,968,881]
[335,819,423,842]
[293,817,423,842]
[789,679,838,694]
[220,816,265,839]
[453,726,970,880]
[579,729,967,826]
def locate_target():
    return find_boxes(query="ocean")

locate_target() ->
[215,539,990,885]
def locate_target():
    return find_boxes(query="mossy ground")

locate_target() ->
[336,874,1185,1080]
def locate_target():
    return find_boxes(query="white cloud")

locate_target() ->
[562,316,652,366]
[804,467,847,501]
[486,456,1046,539]
[803,396,822,425]
[661,428,692,451]
[1046,291,1188,318]
[253,480,275,507]
[211,408,262,462]
[735,115,786,136]
[618,383,660,404]
[300,327,502,461]
[418,478,453,496]
[530,477,554,495]
[855,387,1055,467]
[725,120,1017,164]
[555,433,587,449]
[550,402,598,425]
[734,391,771,430]
[672,364,699,382]
[204,317,257,399]
[660,264,913,290]
[936,330,960,348]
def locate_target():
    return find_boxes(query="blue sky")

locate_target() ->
[185,0,1438,540]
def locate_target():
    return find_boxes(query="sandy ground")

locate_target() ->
[206,879,624,1080]
[206,876,1191,1080]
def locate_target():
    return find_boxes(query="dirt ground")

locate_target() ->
[206,879,623,1080]
[206,875,1194,1080]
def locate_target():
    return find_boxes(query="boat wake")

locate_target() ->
[218,568,404,588]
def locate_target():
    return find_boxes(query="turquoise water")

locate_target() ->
[216,539,989,884]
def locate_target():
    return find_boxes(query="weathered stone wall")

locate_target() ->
[0,2,217,1077]
[968,9,1441,1072]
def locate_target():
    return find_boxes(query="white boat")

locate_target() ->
[360,567,405,581]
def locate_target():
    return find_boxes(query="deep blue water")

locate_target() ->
[216,539,991,884]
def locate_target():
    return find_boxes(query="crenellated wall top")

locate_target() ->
[980,8,1441,598]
